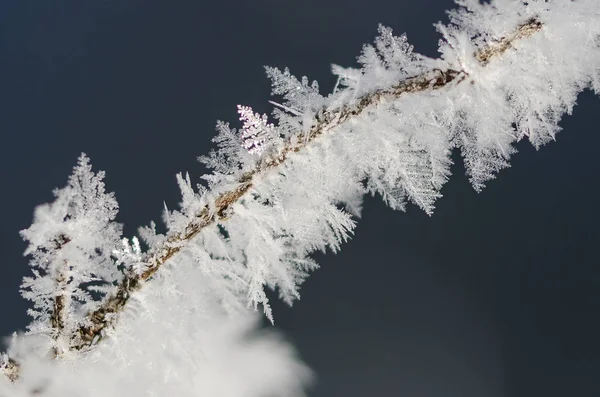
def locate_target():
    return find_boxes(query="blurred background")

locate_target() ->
[0,1,599,396]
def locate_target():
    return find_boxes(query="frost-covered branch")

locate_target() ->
[2,1,600,394]
[17,17,546,362]
[0,12,566,380]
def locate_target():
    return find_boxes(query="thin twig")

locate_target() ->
[49,234,71,358]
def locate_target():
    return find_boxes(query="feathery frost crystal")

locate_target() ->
[19,154,123,354]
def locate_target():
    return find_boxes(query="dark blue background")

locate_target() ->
[1,1,599,396]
